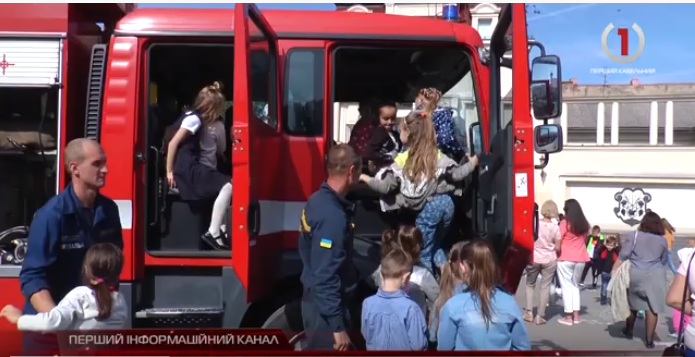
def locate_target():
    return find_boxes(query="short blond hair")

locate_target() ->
[540,200,559,219]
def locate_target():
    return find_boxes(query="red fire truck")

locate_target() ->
[0,3,133,332]
[0,3,563,347]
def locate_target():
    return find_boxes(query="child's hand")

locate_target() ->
[1,304,22,324]
[367,160,376,174]
[468,155,479,167]
[359,174,372,183]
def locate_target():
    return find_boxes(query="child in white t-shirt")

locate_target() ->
[1,243,127,331]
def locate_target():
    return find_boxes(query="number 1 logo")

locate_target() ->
[601,23,645,64]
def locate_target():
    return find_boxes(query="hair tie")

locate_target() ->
[420,111,427,117]
[96,278,104,284]
[108,286,116,292]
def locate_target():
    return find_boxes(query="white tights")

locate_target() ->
[208,183,232,238]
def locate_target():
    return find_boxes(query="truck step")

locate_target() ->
[135,307,224,318]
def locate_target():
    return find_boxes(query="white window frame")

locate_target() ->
[470,3,500,46]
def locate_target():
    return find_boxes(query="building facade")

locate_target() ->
[534,79,695,236]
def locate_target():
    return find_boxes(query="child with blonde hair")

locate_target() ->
[415,88,464,161]
[435,240,530,350]
[360,109,478,274]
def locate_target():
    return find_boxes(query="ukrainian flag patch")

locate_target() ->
[319,238,333,249]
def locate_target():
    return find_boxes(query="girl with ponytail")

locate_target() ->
[360,110,479,274]
[1,243,127,330]
[166,81,233,250]
[415,88,465,161]
[435,240,530,351]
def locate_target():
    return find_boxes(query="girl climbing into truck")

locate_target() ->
[358,109,478,276]
[415,88,465,162]
[165,81,232,250]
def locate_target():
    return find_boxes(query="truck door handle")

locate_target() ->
[149,146,161,227]
[247,199,260,237]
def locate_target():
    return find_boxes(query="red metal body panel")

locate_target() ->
[0,6,133,338]
[116,8,483,47]
[0,279,23,332]
[504,3,535,293]
[99,36,140,282]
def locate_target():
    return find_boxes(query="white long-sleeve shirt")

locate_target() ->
[17,286,128,331]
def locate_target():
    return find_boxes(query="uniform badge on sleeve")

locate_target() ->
[319,238,333,249]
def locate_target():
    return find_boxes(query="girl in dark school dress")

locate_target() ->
[165,81,232,250]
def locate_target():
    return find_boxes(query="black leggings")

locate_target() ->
[580,259,599,284]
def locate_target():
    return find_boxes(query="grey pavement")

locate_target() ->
[516,271,676,351]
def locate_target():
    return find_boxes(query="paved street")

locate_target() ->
[516,272,675,351]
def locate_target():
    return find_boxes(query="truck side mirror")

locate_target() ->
[534,124,563,154]
[531,55,562,120]
[468,122,482,156]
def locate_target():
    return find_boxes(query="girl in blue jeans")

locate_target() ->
[359,110,478,275]
[417,194,454,273]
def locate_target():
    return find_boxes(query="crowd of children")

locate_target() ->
[363,226,530,350]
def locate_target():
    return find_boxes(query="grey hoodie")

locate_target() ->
[366,150,475,211]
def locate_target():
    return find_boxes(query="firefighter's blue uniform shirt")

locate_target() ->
[20,183,124,316]
[299,182,357,333]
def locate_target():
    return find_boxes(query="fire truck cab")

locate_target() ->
[0,3,564,347]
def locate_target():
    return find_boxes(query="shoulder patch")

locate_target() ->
[319,238,332,249]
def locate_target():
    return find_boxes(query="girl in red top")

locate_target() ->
[556,199,591,326]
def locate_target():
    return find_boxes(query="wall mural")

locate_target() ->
[613,188,652,226]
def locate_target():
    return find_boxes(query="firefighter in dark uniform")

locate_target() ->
[299,144,362,351]
[19,138,123,355]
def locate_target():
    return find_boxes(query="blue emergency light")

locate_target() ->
[442,4,459,22]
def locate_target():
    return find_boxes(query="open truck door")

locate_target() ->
[232,3,282,302]
[477,3,534,293]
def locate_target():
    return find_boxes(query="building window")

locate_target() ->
[477,18,493,39]
[345,124,354,142]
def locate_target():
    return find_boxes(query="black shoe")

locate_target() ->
[201,232,229,250]
[622,328,633,340]
[600,300,607,306]
[592,283,597,290]
[645,340,655,349]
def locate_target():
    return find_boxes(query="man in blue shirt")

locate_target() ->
[299,144,361,351]
[20,138,123,354]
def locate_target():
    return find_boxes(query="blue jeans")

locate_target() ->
[416,195,454,273]
[668,251,678,274]
[600,272,611,302]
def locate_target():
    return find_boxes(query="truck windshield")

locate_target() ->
[331,45,479,148]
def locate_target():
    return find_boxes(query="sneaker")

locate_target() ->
[558,317,573,326]
[669,332,679,338]
[578,283,585,288]
[201,232,230,250]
